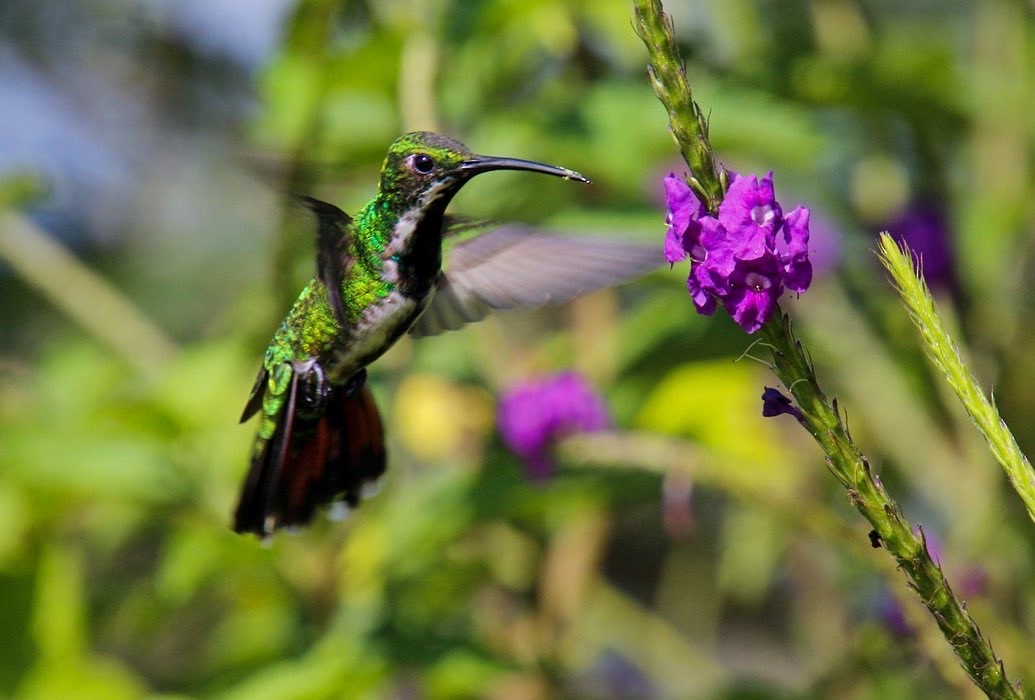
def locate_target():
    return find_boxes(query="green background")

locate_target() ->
[1,0,1034,697]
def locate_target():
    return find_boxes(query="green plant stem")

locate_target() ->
[632,0,724,213]
[0,211,178,380]
[399,18,440,132]
[878,233,1035,525]
[759,310,1019,699]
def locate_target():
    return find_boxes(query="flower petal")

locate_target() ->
[719,171,783,241]
[782,257,812,294]
[723,256,782,333]
[697,216,735,277]
[782,205,810,257]
[663,173,703,264]
[779,206,812,293]
[724,286,776,333]
[664,172,697,214]
[665,225,688,264]
[687,268,718,315]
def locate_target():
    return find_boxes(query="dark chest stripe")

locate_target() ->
[395,202,445,300]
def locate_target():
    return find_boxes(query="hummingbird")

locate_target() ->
[235,131,659,537]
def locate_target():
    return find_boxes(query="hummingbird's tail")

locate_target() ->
[233,371,386,538]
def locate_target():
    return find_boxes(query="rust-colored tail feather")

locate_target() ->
[233,383,386,536]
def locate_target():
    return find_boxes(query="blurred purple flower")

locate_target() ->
[572,649,654,698]
[806,213,842,277]
[497,372,611,479]
[664,171,813,333]
[884,203,957,294]
[920,527,942,566]
[877,591,913,638]
[960,567,989,598]
[878,527,986,637]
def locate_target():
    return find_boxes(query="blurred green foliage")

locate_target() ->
[2,0,1035,698]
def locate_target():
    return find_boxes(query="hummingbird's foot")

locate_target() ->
[297,359,331,415]
[344,368,367,397]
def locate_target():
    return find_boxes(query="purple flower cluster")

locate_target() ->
[497,372,611,479]
[665,172,813,333]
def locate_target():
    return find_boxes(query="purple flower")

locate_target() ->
[497,372,611,479]
[724,254,783,333]
[663,173,703,264]
[884,203,957,294]
[778,206,812,292]
[663,171,813,333]
[761,387,804,422]
[719,172,783,255]
[877,591,913,638]
[806,213,842,277]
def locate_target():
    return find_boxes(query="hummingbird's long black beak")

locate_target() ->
[459,155,590,184]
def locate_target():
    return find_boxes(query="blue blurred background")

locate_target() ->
[1,0,1034,697]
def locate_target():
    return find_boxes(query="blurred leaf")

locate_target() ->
[393,373,494,463]
[17,658,146,700]
[155,528,227,604]
[255,52,326,150]
[205,596,299,672]
[700,73,828,167]
[31,542,85,661]
[636,360,800,494]
[717,508,786,603]
[0,485,30,566]
[425,649,508,699]
[1,0,1034,696]
[0,173,48,209]
[212,638,375,700]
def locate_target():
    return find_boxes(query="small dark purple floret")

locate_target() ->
[761,386,804,422]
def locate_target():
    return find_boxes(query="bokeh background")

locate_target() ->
[2,0,1034,698]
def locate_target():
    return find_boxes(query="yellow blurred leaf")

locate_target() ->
[636,361,804,497]
[31,542,85,661]
[16,657,146,700]
[716,508,786,604]
[393,374,493,463]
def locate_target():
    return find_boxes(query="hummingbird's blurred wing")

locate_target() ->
[441,214,497,237]
[299,196,353,327]
[409,225,662,337]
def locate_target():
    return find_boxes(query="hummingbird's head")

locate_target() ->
[378,131,589,211]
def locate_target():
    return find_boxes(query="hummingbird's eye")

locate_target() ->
[412,154,435,174]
